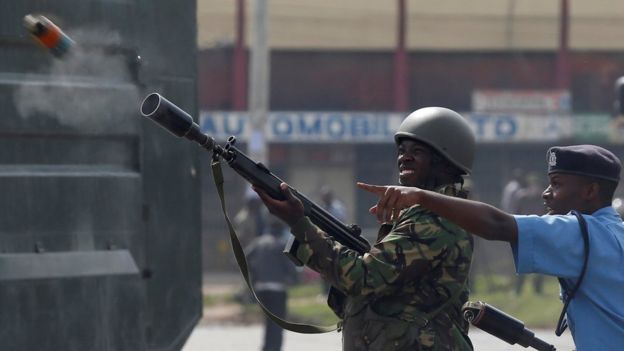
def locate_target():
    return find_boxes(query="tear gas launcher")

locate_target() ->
[139,93,371,264]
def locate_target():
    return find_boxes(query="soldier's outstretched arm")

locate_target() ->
[357,182,518,244]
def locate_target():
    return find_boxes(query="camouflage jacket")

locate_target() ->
[290,185,473,351]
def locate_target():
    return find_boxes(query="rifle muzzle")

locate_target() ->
[140,93,215,150]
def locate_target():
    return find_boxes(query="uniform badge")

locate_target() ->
[549,151,557,166]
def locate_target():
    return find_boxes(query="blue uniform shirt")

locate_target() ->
[512,207,624,350]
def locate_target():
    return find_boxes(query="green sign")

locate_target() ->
[573,114,611,142]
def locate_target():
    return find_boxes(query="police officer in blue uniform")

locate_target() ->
[358,144,624,351]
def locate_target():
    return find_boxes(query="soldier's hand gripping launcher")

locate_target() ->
[462,301,556,351]
[140,93,371,264]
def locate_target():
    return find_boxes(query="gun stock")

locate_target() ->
[462,301,556,351]
[140,93,371,264]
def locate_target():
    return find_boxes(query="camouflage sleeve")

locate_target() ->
[289,209,458,296]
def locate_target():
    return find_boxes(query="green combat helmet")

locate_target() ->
[395,107,476,174]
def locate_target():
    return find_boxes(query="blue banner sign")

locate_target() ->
[200,110,574,143]
[463,113,572,142]
[200,111,405,143]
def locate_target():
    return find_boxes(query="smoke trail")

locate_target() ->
[14,26,142,133]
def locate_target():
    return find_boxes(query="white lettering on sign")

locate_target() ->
[200,111,404,143]
[200,111,573,143]
[464,113,572,142]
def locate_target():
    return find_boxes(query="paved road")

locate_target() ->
[182,324,575,351]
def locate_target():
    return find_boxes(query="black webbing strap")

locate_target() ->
[211,159,337,333]
[555,210,590,336]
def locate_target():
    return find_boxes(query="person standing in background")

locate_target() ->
[246,216,299,351]
[500,168,525,213]
[514,172,546,295]
[320,186,347,224]
[234,188,267,248]
[318,185,347,296]
[233,189,268,304]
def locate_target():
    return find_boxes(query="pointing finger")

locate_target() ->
[356,182,388,195]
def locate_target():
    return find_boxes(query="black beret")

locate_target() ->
[547,145,621,183]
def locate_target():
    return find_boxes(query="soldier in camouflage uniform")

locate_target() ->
[254,107,476,350]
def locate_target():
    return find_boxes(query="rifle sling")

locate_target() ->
[211,159,337,333]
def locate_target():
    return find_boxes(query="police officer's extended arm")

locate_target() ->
[357,182,518,244]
